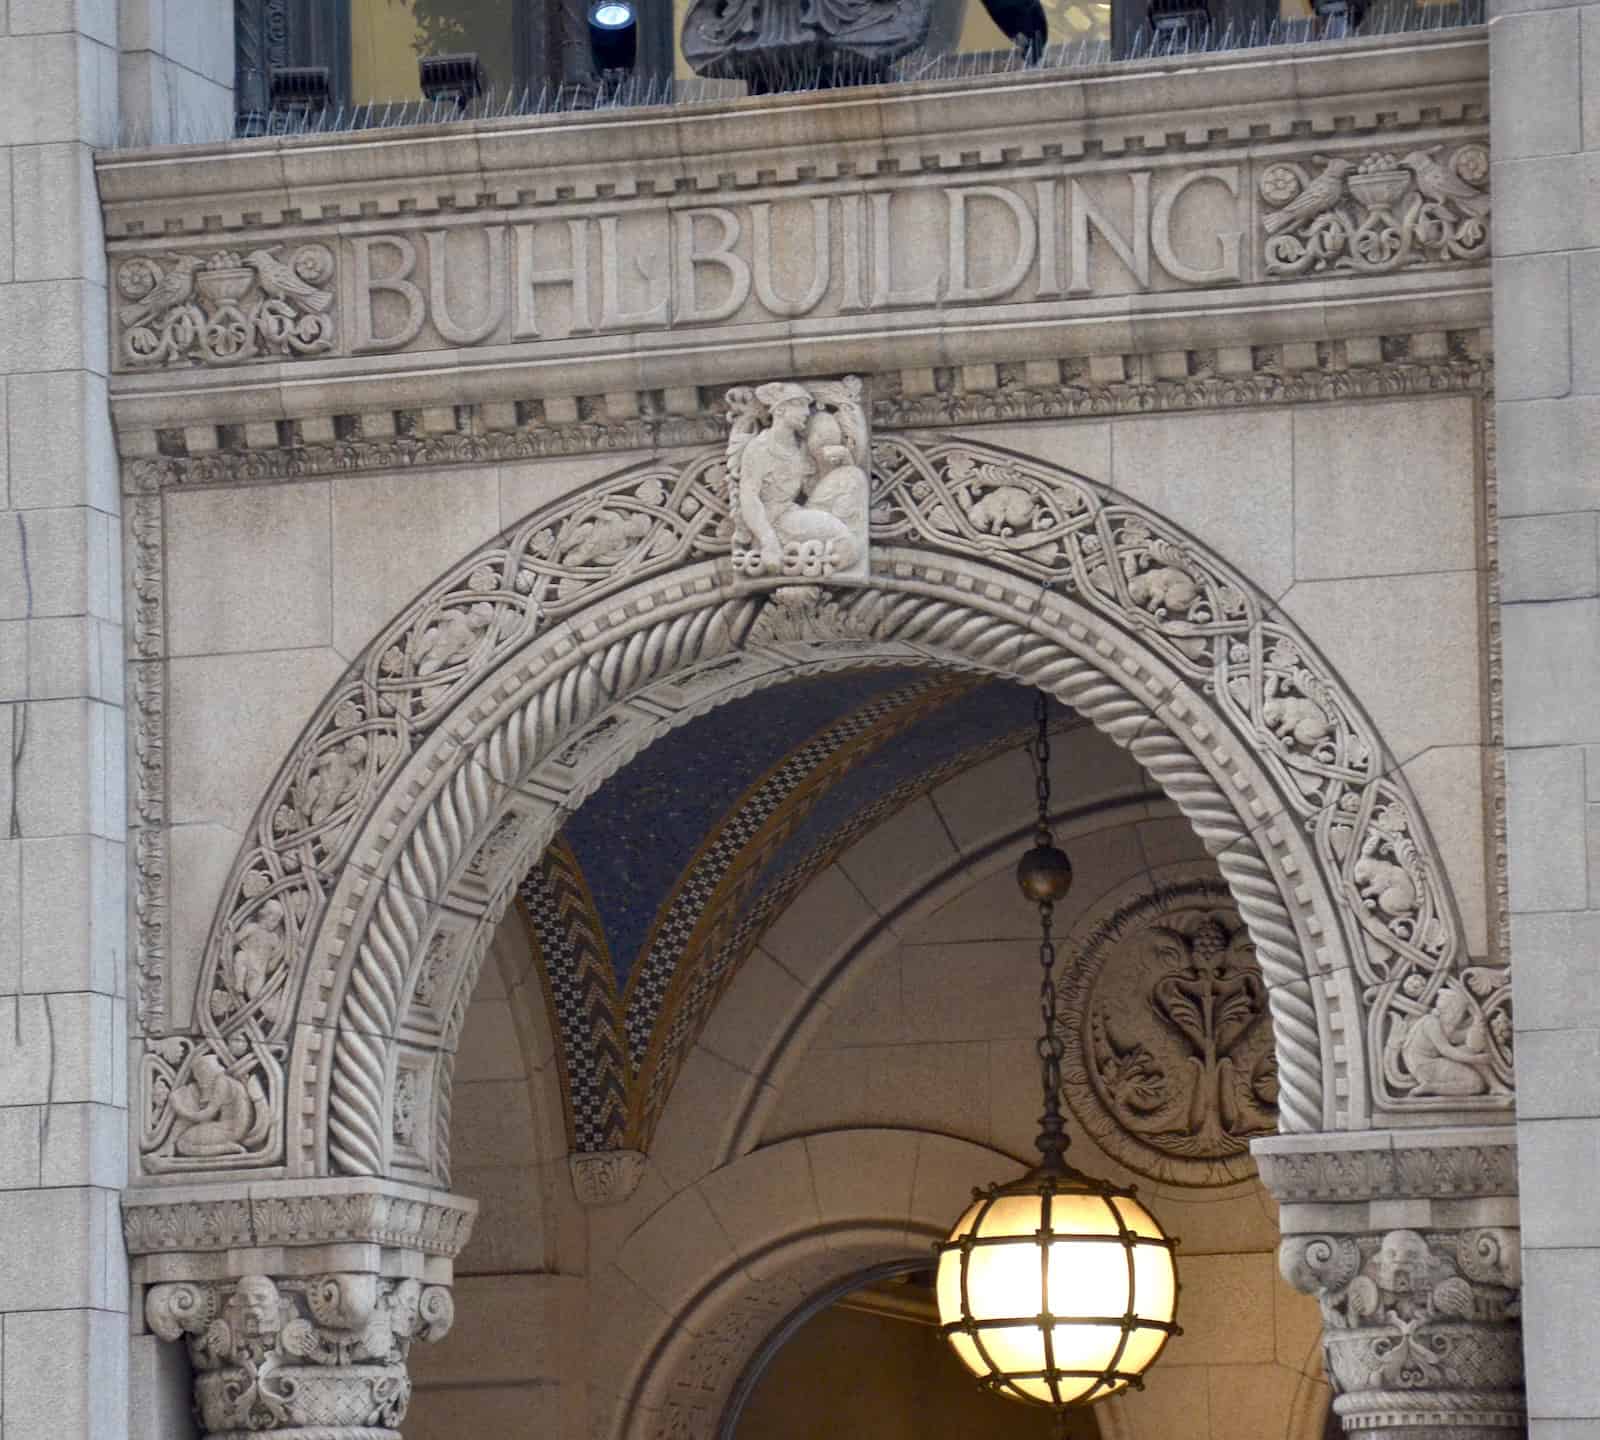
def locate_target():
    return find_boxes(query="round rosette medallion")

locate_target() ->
[1057,869,1279,1187]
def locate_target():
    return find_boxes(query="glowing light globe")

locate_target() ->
[935,1170,1180,1408]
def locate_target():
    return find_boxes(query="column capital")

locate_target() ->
[147,1270,454,1438]
[125,1179,476,1440]
[1280,1224,1524,1439]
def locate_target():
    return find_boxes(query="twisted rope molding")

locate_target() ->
[324,598,763,1177]
[426,647,938,1184]
[311,576,1329,1178]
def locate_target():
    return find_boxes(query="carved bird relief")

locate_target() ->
[1262,156,1357,237]
[119,254,203,328]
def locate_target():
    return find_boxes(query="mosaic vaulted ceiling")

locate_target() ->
[515,670,1059,1152]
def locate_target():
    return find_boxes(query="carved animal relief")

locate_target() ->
[1058,878,1277,1186]
[726,376,870,584]
[1261,145,1490,277]
[871,436,1509,1118]
[116,245,337,366]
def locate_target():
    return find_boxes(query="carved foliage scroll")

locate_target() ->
[146,1272,454,1438]
[1260,144,1490,278]
[116,245,336,367]
[1281,1228,1523,1432]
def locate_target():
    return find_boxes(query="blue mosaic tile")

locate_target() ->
[561,667,927,985]
[754,680,1049,895]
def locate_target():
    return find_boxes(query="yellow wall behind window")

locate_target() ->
[352,0,427,101]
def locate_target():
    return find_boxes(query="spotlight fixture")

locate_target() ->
[935,693,1181,1412]
[588,0,639,76]
[267,65,330,115]
[978,0,1048,62]
[420,53,485,109]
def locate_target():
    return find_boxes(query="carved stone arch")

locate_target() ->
[153,432,1507,1189]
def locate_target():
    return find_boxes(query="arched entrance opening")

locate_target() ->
[131,431,1516,1440]
[725,1260,1089,1440]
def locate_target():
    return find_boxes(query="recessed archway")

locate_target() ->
[144,431,1506,1194]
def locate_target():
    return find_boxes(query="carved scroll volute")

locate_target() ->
[1280,1228,1525,1439]
[145,1272,457,1439]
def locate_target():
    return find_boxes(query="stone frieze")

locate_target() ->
[1260,144,1490,277]
[108,144,1488,372]
[117,244,336,367]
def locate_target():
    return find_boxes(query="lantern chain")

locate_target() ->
[1031,689,1070,1172]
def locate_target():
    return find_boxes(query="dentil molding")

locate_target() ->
[118,333,1492,491]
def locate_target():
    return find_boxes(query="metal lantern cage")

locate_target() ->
[935,1171,1181,1406]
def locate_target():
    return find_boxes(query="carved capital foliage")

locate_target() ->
[1281,1227,1523,1439]
[146,1272,454,1439]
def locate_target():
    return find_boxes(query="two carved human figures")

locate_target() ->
[726,377,870,583]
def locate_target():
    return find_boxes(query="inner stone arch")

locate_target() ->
[311,596,1341,1188]
[157,431,1504,1194]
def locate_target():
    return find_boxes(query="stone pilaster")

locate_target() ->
[1255,1129,1524,1440]
[123,1179,476,1440]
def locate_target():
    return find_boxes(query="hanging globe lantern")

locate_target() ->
[935,1171,1179,1406]
[935,693,1181,1410]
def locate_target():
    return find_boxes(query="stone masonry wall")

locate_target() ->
[1,7,130,1437]
[0,5,228,1439]
[1491,1,1600,1434]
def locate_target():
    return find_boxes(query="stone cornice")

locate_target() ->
[96,32,1484,240]
[122,1177,478,1264]
[97,35,1490,429]
[119,329,1492,490]
[1253,1127,1518,1204]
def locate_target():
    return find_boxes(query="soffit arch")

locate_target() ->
[141,430,1509,1190]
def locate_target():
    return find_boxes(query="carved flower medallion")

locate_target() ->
[1058,873,1278,1186]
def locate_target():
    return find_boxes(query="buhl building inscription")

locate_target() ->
[111,142,1489,369]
